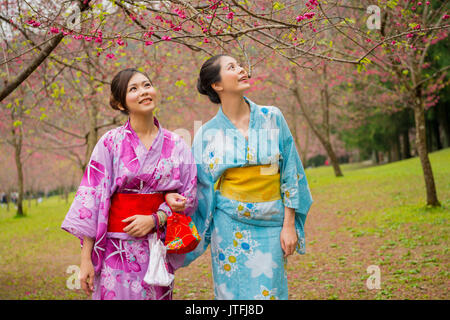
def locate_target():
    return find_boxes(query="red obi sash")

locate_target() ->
[107,193,165,233]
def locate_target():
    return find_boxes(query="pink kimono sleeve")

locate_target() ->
[166,138,198,271]
[157,137,198,217]
[61,134,113,241]
[173,138,198,216]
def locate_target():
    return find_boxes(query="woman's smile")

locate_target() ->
[139,97,153,104]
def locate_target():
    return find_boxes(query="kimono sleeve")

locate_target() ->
[166,137,199,271]
[182,129,216,267]
[276,107,313,254]
[61,133,113,242]
[174,139,198,217]
[156,137,198,218]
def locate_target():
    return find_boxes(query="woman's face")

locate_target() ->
[214,56,250,94]
[123,72,157,115]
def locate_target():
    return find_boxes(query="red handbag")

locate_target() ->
[164,212,201,254]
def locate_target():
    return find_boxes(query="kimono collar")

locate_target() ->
[216,96,256,131]
[124,116,162,132]
[124,116,164,152]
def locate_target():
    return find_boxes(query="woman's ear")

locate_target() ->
[117,103,125,111]
[211,82,223,92]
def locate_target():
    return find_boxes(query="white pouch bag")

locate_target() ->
[143,233,174,286]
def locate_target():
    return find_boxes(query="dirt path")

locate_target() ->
[174,187,449,300]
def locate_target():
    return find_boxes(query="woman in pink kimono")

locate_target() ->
[61,68,197,300]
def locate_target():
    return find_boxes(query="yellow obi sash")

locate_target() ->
[214,164,281,203]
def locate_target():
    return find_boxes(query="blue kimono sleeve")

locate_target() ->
[182,130,216,266]
[276,107,313,254]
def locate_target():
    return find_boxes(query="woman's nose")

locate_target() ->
[140,87,150,95]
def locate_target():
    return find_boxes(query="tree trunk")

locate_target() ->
[301,126,310,166]
[413,89,440,207]
[402,129,411,159]
[439,102,450,148]
[372,150,379,164]
[323,141,343,177]
[396,131,402,161]
[291,66,343,177]
[294,94,344,176]
[389,131,401,162]
[13,128,25,217]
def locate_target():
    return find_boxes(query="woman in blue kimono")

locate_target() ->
[184,54,313,300]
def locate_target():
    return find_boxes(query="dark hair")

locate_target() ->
[110,68,152,115]
[197,54,227,104]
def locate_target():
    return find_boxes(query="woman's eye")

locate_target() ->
[145,83,151,87]
[130,87,136,92]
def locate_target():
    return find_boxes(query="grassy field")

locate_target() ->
[0,148,449,300]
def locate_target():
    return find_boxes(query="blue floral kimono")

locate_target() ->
[184,97,313,300]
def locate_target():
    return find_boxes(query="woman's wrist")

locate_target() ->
[283,207,296,228]
[81,237,94,260]
[81,255,93,264]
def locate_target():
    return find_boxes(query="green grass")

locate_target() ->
[0,195,85,299]
[1,148,449,299]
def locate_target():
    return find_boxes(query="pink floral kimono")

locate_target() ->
[61,117,197,300]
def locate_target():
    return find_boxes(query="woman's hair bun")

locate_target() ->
[197,54,227,104]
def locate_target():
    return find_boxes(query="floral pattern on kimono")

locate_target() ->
[184,97,313,300]
[62,117,197,300]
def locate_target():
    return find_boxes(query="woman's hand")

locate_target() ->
[165,192,187,212]
[79,256,95,295]
[280,207,297,258]
[122,215,155,237]
[80,237,95,295]
[280,225,298,258]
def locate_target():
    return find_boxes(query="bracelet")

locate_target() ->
[156,210,168,226]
